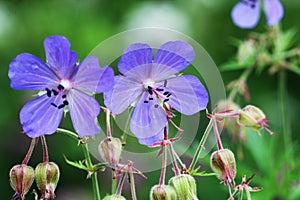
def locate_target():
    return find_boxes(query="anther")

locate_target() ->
[58,104,65,109]
[52,89,59,96]
[51,103,57,108]
[164,80,167,87]
[163,99,169,103]
[45,88,51,97]
[144,100,149,103]
[62,94,67,99]
[57,84,64,91]
[149,97,154,100]
[166,93,172,98]
[156,88,164,91]
[147,86,153,95]
[163,91,169,95]
[154,104,159,108]
[63,100,69,105]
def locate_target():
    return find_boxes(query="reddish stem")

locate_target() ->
[22,138,38,165]
[41,136,49,162]
[212,116,223,150]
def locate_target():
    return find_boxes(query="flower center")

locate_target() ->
[143,79,155,90]
[45,80,72,109]
[143,80,172,105]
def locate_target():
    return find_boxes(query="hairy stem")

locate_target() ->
[129,172,137,200]
[41,136,49,162]
[22,138,37,165]
[116,172,126,196]
[159,145,167,185]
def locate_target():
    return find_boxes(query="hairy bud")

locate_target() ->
[98,137,122,168]
[35,162,60,200]
[210,149,236,185]
[150,184,177,200]
[9,164,35,200]
[168,174,198,200]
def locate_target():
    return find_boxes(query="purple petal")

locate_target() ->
[104,76,143,114]
[130,92,168,143]
[67,90,100,137]
[164,75,208,115]
[118,43,152,75]
[44,36,78,79]
[9,53,60,90]
[264,0,284,26]
[20,94,64,138]
[231,0,261,29]
[74,56,114,93]
[138,130,164,146]
[152,40,195,79]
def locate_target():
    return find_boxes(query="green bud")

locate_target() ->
[238,105,266,129]
[9,164,35,200]
[168,174,198,200]
[150,184,177,200]
[98,137,122,168]
[210,149,236,184]
[103,194,126,200]
[35,162,60,200]
[237,39,256,65]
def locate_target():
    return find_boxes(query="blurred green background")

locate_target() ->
[1,0,300,199]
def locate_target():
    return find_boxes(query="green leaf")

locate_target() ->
[63,155,89,171]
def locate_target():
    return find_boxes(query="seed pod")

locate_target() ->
[98,137,122,168]
[103,194,126,200]
[35,162,60,200]
[9,164,35,200]
[168,174,198,200]
[150,184,177,200]
[210,149,236,184]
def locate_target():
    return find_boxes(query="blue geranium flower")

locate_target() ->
[9,36,114,138]
[231,0,284,29]
[104,41,208,145]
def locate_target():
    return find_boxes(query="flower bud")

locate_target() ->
[9,164,35,200]
[35,162,60,200]
[150,184,177,200]
[238,105,266,129]
[237,39,256,65]
[103,194,126,200]
[168,174,198,200]
[98,137,122,168]
[210,149,236,184]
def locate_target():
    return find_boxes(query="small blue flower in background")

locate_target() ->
[104,41,208,145]
[9,36,114,138]
[231,0,284,29]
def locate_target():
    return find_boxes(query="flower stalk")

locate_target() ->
[22,138,37,165]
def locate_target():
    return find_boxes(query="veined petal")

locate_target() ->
[152,41,195,80]
[164,75,208,115]
[231,0,261,29]
[9,53,59,90]
[44,36,78,79]
[20,94,64,138]
[74,56,114,93]
[130,92,167,143]
[67,90,101,137]
[264,0,284,26]
[104,76,143,114]
[138,130,164,146]
[118,43,152,75]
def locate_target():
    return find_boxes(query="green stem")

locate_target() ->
[188,119,213,172]
[116,172,126,196]
[111,171,117,194]
[56,128,101,200]
[129,172,137,200]
[279,71,293,170]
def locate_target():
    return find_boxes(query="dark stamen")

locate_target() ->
[164,80,167,87]
[163,91,169,95]
[144,100,149,103]
[58,104,65,109]
[166,93,172,98]
[52,89,59,96]
[51,103,57,107]
[163,99,169,103]
[62,94,67,99]
[63,100,69,105]
[147,86,153,95]
[156,88,164,91]
[46,88,51,97]
[149,97,154,100]
[154,104,159,108]
[57,84,64,91]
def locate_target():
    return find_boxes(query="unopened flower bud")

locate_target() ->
[210,149,236,184]
[9,164,35,200]
[98,137,122,168]
[150,184,177,200]
[35,162,60,200]
[168,174,198,200]
[237,39,256,65]
[103,194,126,200]
[238,105,265,128]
